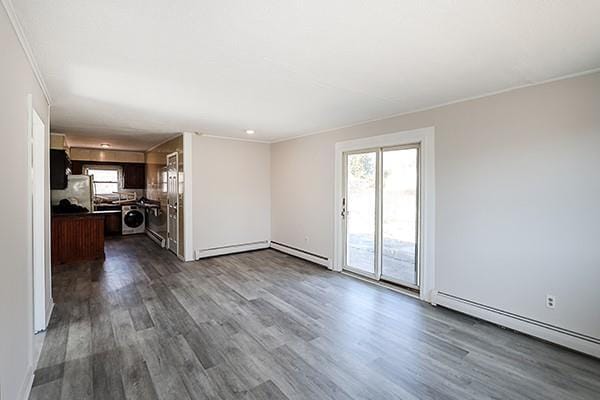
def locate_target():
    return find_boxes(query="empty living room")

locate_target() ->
[2,1,600,399]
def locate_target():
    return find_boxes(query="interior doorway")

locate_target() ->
[342,145,420,290]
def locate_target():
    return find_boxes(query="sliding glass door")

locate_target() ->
[344,150,378,277]
[381,146,419,286]
[343,145,420,289]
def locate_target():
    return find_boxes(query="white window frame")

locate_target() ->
[333,127,436,303]
[83,164,123,196]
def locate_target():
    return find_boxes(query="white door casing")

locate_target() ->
[29,97,47,333]
[166,152,179,254]
[334,127,436,302]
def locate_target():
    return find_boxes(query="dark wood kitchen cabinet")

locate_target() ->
[123,163,146,189]
[103,211,122,236]
[70,160,84,175]
[50,149,71,189]
[51,213,104,267]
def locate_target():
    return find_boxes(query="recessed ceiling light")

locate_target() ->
[100,143,110,148]
[245,129,255,135]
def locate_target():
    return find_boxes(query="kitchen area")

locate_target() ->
[49,133,185,269]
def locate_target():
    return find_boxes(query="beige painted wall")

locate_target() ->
[271,71,600,341]
[70,147,145,163]
[193,135,271,255]
[0,5,51,400]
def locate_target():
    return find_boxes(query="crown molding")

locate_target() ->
[197,133,271,144]
[183,66,600,146]
[145,133,183,152]
[2,0,52,105]
[270,66,600,144]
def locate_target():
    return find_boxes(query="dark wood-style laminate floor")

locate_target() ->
[30,236,600,400]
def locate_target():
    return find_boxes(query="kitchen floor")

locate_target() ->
[30,236,600,399]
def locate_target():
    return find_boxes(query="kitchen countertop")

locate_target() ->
[52,210,121,217]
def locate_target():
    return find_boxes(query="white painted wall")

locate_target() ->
[0,4,51,399]
[271,72,600,344]
[192,135,271,257]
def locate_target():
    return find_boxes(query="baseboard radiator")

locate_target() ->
[270,241,331,269]
[145,228,165,248]
[195,240,270,259]
[433,291,600,358]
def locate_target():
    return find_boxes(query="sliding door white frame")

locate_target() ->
[333,127,436,302]
[342,148,380,280]
[342,145,420,287]
[379,144,421,289]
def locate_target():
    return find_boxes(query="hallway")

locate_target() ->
[30,237,600,400]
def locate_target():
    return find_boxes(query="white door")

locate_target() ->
[342,144,421,289]
[166,152,179,254]
[30,106,46,332]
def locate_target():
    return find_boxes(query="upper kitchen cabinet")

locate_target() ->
[71,159,146,189]
[123,163,146,189]
[50,149,71,189]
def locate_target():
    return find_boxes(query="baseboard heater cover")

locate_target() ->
[270,241,331,269]
[433,291,600,358]
[146,229,165,248]
[195,240,270,259]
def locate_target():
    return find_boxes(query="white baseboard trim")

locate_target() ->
[432,291,600,358]
[270,241,331,269]
[18,364,34,400]
[195,240,270,259]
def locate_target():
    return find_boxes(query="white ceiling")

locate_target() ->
[13,0,600,148]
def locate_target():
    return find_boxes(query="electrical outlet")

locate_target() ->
[546,295,556,309]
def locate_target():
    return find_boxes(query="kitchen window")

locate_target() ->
[83,165,122,195]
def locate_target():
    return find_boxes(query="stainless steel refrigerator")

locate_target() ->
[50,174,94,211]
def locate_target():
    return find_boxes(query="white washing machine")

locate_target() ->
[122,205,145,235]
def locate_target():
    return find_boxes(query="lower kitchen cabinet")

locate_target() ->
[104,211,122,236]
[52,213,105,268]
